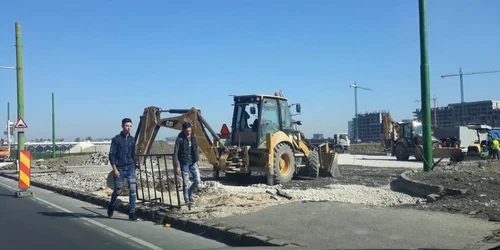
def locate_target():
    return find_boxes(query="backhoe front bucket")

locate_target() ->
[432,147,465,162]
[319,152,340,177]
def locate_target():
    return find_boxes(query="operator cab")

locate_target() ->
[229,94,300,147]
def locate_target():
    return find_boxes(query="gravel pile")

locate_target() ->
[84,152,109,165]
[34,155,94,169]
[33,170,109,192]
[0,162,16,170]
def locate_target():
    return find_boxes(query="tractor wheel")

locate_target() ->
[335,145,344,154]
[307,150,320,178]
[395,143,409,161]
[273,143,296,184]
[414,145,424,161]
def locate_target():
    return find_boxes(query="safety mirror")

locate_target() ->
[296,103,301,113]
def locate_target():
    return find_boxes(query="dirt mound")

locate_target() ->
[150,141,208,162]
[149,141,175,154]
[408,160,500,221]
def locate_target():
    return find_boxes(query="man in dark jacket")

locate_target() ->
[107,118,138,221]
[174,122,201,204]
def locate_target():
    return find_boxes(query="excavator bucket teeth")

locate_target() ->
[319,152,340,177]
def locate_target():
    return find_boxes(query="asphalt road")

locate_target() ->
[0,176,227,250]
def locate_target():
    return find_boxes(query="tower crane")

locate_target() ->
[441,68,500,125]
[349,82,373,143]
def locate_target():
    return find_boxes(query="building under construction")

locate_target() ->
[413,100,500,128]
[350,111,389,143]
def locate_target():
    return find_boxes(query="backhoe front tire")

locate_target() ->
[395,143,409,161]
[308,150,320,178]
[273,143,295,184]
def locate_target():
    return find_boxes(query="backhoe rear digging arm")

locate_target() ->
[134,106,226,167]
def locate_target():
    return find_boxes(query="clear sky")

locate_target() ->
[0,0,498,141]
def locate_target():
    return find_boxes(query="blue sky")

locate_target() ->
[0,0,499,141]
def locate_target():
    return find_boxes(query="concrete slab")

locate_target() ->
[208,201,499,249]
[338,153,450,169]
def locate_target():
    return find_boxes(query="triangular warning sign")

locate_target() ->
[220,124,230,135]
[14,117,28,129]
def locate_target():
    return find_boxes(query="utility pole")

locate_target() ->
[349,82,373,143]
[15,22,25,155]
[418,0,433,172]
[441,68,500,125]
[52,93,56,158]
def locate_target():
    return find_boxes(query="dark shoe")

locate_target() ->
[189,197,195,204]
[129,213,138,221]
[107,207,114,218]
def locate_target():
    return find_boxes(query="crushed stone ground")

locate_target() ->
[25,161,423,221]
[404,160,500,222]
[9,144,495,222]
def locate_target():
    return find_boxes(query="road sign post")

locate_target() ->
[15,150,33,197]
[14,117,28,173]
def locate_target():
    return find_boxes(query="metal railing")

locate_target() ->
[136,153,183,209]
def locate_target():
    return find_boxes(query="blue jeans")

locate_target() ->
[181,163,201,202]
[109,165,137,213]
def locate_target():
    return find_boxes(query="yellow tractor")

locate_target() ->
[381,113,464,162]
[133,93,337,185]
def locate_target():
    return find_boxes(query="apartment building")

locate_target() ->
[413,100,500,128]
[350,111,389,142]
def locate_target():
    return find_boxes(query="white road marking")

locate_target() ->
[0,182,163,250]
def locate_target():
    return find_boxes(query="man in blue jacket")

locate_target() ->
[107,118,138,221]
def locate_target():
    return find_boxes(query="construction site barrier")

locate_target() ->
[136,153,182,209]
[15,150,33,197]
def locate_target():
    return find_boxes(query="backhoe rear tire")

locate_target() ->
[395,143,409,161]
[414,145,424,161]
[308,150,320,178]
[273,143,295,184]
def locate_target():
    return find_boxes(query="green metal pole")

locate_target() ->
[15,22,25,155]
[418,0,433,172]
[52,93,56,158]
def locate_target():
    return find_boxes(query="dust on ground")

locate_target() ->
[348,143,386,154]
[405,160,500,222]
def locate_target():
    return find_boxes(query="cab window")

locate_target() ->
[259,98,280,143]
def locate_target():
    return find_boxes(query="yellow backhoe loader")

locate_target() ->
[381,113,465,162]
[131,93,338,185]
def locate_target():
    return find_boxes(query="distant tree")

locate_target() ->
[75,137,81,142]
[85,136,92,141]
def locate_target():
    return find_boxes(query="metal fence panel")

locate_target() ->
[136,154,182,209]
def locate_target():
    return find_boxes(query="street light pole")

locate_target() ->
[418,0,433,172]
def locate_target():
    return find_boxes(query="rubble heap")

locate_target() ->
[84,152,109,165]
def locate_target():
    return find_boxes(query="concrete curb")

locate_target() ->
[0,173,302,247]
[398,170,468,198]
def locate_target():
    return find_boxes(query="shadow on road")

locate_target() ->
[0,193,16,197]
[38,211,107,219]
